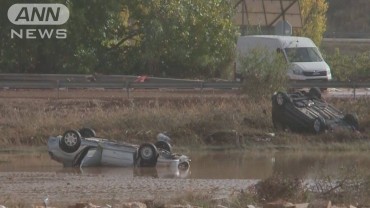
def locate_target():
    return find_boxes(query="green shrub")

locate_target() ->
[238,48,288,99]
[326,49,370,81]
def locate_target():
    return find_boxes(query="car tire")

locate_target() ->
[309,87,322,99]
[274,92,290,107]
[79,127,96,138]
[178,161,190,170]
[312,118,325,134]
[344,114,359,130]
[60,130,82,153]
[155,141,172,153]
[138,143,158,167]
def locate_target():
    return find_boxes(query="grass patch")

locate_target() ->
[0,95,369,150]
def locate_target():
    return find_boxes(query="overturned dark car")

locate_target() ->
[48,128,190,170]
[271,88,359,133]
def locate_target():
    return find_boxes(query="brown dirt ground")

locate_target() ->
[0,171,256,207]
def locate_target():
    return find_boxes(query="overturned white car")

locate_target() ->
[47,128,190,170]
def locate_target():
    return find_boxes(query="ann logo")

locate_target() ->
[8,4,69,39]
[8,4,69,25]
[15,7,60,23]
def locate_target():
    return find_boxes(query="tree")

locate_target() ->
[296,0,328,46]
[0,0,127,74]
[121,0,237,78]
[0,0,236,78]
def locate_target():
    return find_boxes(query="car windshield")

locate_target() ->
[284,47,323,62]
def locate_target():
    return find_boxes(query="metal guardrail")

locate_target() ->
[0,73,202,83]
[1,73,370,92]
[0,80,241,89]
[0,73,240,90]
[289,80,370,89]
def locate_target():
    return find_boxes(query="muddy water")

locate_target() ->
[2,149,370,205]
[190,150,370,179]
[1,149,370,179]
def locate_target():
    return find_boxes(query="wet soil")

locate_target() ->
[0,171,255,206]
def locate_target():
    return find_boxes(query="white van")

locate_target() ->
[235,35,332,81]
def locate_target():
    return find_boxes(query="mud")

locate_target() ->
[0,171,256,206]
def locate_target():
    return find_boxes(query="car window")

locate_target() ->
[284,47,323,62]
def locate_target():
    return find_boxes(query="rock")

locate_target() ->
[67,203,101,208]
[122,202,147,208]
[33,206,57,208]
[142,200,155,208]
[247,205,256,208]
[264,200,295,208]
[308,200,331,208]
[216,205,228,208]
[165,205,203,208]
[349,205,357,208]
[165,205,193,208]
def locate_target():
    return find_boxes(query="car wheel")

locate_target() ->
[344,114,359,130]
[309,87,322,99]
[312,118,324,134]
[178,161,190,170]
[60,130,82,153]
[274,92,290,107]
[155,141,172,153]
[79,127,96,138]
[138,143,158,167]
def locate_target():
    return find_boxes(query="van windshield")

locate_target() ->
[284,47,323,62]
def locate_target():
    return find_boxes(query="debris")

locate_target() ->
[43,194,49,208]
[122,202,147,208]
[266,133,275,137]
[67,202,101,208]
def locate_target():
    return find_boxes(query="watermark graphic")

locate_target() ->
[8,3,69,39]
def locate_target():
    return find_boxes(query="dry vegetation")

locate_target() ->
[0,89,369,150]
[1,90,370,207]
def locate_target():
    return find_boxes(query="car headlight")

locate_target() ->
[292,65,303,75]
[327,67,332,75]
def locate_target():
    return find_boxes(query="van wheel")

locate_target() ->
[138,143,158,167]
[60,130,82,153]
